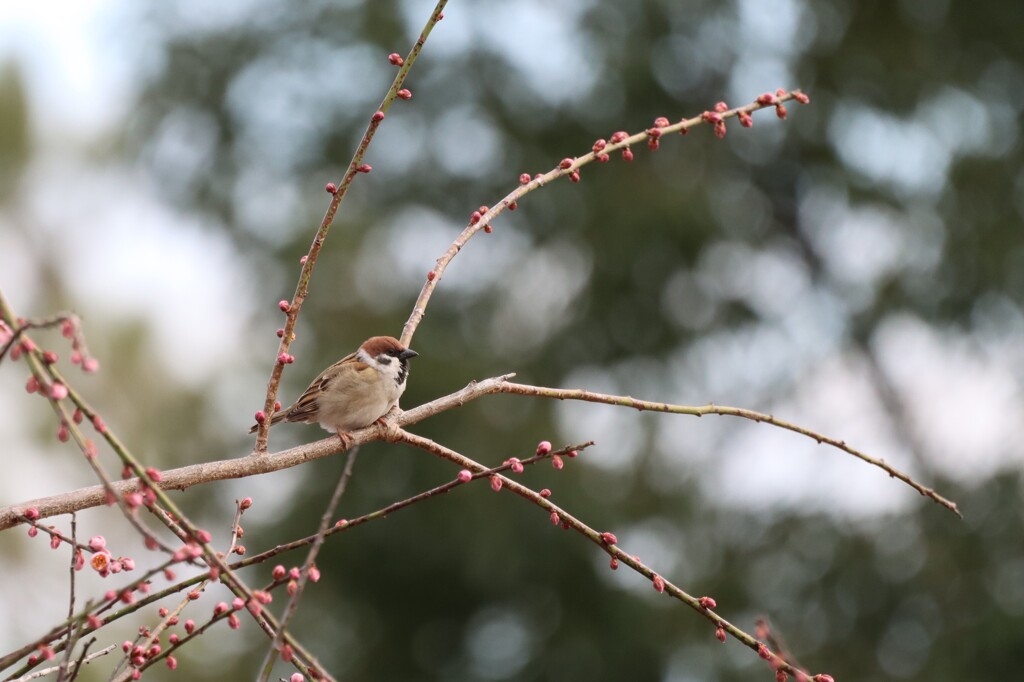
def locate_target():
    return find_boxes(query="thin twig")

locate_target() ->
[56,514,78,681]
[255,0,449,454]
[392,428,832,682]
[258,448,359,681]
[10,643,112,682]
[497,382,961,517]
[400,90,809,348]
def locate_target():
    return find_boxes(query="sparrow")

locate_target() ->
[250,336,417,443]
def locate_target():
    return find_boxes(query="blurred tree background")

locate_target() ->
[1,0,1023,680]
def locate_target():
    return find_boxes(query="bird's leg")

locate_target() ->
[336,431,355,450]
[374,406,403,442]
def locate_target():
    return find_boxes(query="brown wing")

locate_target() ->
[282,350,369,423]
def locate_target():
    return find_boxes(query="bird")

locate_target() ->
[250,336,417,445]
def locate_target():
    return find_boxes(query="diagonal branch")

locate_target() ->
[392,428,834,682]
[255,0,448,453]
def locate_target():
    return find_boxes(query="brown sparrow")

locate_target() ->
[250,336,417,442]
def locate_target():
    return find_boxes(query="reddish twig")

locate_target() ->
[400,90,810,348]
[254,0,449,454]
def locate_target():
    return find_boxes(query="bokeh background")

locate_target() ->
[1,0,1023,680]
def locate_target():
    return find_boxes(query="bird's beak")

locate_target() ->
[399,348,418,360]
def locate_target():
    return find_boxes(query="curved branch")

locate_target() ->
[497,381,961,517]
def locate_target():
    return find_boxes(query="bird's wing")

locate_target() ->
[285,351,374,421]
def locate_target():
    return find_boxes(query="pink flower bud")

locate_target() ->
[775,103,788,119]
[559,158,574,170]
[569,170,581,183]
[146,467,162,482]
[371,110,385,122]
[278,299,290,312]
[621,148,634,162]
[600,532,618,545]
[457,469,472,483]
[27,526,38,538]
[427,270,436,282]
[610,131,628,144]
[273,565,287,580]
[82,357,100,373]
[356,163,372,173]
[89,536,107,551]
[652,575,665,593]
[167,656,178,670]
[228,613,240,629]
[794,91,810,104]
[539,488,551,498]
[124,492,143,509]
[812,676,835,682]
[397,88,412,99]
[290,674,303,682]
[308,565,321,582]
[334,518,348,528]
[758,644,772,660]
[489,475,503,492]
[240,497,253,510]
[50,382,68,400]
[551,455,564,470]
[25,376,38,393]
[62,320,75,338]
[214,602,229,616]
[757,93,776,105]
[50,534,61,550]
[325,182,337,194]
[699,596,717,609]
[232,597,245,610]
[519,173,531,185]
[469,211,481,225]
[24,507,40,520]
[739,111,753,127]
[388,52,404,66]
[715,627,726,642]
[549,510,560,525]
[654,116,670,127]
[592,139,607,152]
[536,441,552,455]
[42,350,57,364]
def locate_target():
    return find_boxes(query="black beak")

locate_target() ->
[399,348,418,360]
